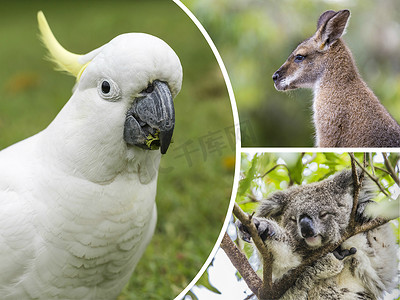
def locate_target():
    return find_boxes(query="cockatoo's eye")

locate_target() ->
[101,81,111,94]
[98,78,121,101]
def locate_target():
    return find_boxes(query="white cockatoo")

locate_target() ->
[0,11,182,299]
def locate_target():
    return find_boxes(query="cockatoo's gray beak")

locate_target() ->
[124,80,175,154]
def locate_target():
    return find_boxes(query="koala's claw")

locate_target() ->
[256,218,275,240]
[236,219,252,243]
[333,245,357,260]
[236,217,275,243]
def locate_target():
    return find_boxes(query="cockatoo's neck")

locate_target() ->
[41,92,161,185]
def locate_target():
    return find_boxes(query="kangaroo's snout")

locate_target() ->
[272,67,288,91]
[272,71,280,82]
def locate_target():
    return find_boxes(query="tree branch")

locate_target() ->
[220,232,262,295]
[257,164,293,186]
[383,153,400,186]
[350,153,390,197]
[233,204,267,256]
[348,153,363,229]
[232,203,275,298]
[269,214,391,299]
[353,217,389,235]
[373,166,391,176]
[225,154,398,300]
[228,214,392,300]
[237,192,260,205]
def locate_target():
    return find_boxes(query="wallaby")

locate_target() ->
[272,9,400,147]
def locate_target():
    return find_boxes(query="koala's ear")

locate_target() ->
[256,191,287,218]
[332,168,376,222]
[356,176,377,222]
[332,168,372,190]
[357,176,376,203]
[331,168,354,192]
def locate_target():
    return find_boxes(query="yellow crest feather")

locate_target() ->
[37,11,85,78]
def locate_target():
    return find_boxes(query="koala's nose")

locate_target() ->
[299,215,316,238]
[272,71,280,82]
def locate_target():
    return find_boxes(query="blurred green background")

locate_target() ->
[184,0,400,146]
[0,1,235,299]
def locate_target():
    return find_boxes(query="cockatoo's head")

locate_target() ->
[38,11,182,155]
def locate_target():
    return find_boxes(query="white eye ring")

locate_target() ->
[97,78,121,101]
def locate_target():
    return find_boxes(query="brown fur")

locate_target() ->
[273,9,400,147]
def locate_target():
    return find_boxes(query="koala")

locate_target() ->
[237,169,398,299]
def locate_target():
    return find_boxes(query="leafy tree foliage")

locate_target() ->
[189,152,399,299]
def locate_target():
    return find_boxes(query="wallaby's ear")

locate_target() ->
[257,191,287,219]
[317,9,350,50]
[317,10,337,29]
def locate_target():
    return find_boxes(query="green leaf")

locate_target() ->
[195,266,221,295]
[185,290,198,300]
[387,153,400,169]
[290,154,304,185]
[239,201,259,214]
[238,154,259,197]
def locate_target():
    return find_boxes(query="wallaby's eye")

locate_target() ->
[289,216,296,222]
[294,54,306,63]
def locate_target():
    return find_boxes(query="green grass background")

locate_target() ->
[0,1,235,299]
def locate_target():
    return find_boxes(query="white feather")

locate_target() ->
[0,17,182,299]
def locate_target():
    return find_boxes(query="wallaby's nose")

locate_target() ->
[299,215,316,238]
[272,72,279,82]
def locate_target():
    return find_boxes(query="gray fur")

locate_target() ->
[239,169,398,299]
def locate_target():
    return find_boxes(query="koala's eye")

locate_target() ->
[289,216,296,222]
[320,211,330,218]
[294,54,306,63]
